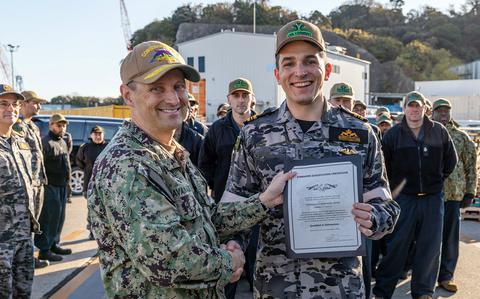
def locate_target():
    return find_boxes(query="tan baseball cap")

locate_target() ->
[375,107,390,116]
[433,98,452,111]
[276,19,325,55]
[188,93,199,105]
[228,78,253,95]
[404,91,426,106]
[330,83,355,100]
[377,113,393,125]
[354,100,367,109]
[49,113,69,124]
[21,90,47,103]
[120,41,200,84]
[0,84,25,100]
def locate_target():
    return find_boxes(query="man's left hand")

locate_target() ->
[351,203,374,237]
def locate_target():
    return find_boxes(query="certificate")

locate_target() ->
[283,156,365,258]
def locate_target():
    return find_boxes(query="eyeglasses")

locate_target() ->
[0,101,21,109]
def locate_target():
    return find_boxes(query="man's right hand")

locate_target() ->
[259,171,297,208]
[221,244,245,283]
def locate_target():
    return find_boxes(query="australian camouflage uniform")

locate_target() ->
[88,120,275,299]
[443,121,477,201]
[224,100,400,299]
[0,132,39,298]
[13,118,48,217]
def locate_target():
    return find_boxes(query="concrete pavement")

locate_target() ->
[32,196,480,298]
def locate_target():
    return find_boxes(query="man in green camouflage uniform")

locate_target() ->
[13,90,49,268]
[0,83,40,298]
[432,98,477,293]
[88,41,296,298]
[222,20,400,299]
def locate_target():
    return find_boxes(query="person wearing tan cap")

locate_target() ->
[424,98,433,118]
[34,113,72,262]
[0,83,40,298]
[12,90,50,269]
[87,40,294,298]
[222,20,399,299]
[216,103,230,119]
[374,91,458,299]
[186,93,208,136]
[432,98,477,293]
[329,82,355,111]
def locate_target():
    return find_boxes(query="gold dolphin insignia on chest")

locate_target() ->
[338,129,361,143]
[339,148,357,155]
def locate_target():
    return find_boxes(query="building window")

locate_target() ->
[187,57,194,67]
[332,65,340,74]
[198,56,205,73]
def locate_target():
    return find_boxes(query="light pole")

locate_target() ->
[6,44,20,89]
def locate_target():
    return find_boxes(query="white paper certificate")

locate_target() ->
[284,156,364,258]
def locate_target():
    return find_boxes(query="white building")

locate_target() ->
[415,79,480,120]
[178,31,370,122]
[451,60,480,79]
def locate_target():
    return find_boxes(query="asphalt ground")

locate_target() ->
[32,196,480,299]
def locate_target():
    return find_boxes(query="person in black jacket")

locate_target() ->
[175,121,204,166]
[34,114,72,262]
[198,78,257,299]
[373,91,458,299]
[76,126,108,239]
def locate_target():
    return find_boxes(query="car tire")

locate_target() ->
[70,167,84,196]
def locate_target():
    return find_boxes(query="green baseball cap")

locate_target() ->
[433,98,452,111]
[404,91,426,106]
[377,113,392,125]
[0,84,25,100]
[21,90,47,103]
[375,107,390,116]
[276,19,325,55]
[49,113,69,124]
[120,41,200,84]
[330,83,354,100]
[354,100,367,109]
[228,78,253,95]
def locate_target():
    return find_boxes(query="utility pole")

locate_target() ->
[6,44,19,89]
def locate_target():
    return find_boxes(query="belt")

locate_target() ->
[417,193,428,197]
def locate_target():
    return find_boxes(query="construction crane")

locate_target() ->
[119,0,133,50]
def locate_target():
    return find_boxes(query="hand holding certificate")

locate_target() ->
[283,155,366,258]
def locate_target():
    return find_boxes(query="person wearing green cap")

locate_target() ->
[374,91,458,299]
[329,82,355,111]
[353,100,382,140]
[432,98,477,293]
[376,113,393,135]
[0,83,39,298]
[223,19,400,299]
[12,90,50,269]
[88,40,294,298]
[35,113,73,262]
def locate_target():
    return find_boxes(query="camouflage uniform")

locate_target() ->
[224,100,400,299]
[438,121,477,283]
[443,122,477,202]
[0,132,39,298]
[13,118,48,218]
[88,120,272,299]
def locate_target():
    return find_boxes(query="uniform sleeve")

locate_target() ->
[89,158,234,288]
[198,128,217,190]
[443,128,458,178]
[76,144,86,170]
[462,133,478,195]
[363,127,400,240]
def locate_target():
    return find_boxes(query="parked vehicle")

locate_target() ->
[32,115,124,195]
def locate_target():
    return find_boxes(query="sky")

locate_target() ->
[0,0,464,100]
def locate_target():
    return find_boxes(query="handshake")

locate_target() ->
[221,240,245,283]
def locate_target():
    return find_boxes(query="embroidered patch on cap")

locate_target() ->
[287,22,312,38]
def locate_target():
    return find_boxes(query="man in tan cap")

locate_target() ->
[432,98,477,293]
[216,103,230,119]
[223,19,399,299]
[187,93,208,136]
[329,82,355,111]
[35,113,72,262]
[87,41,294,298]
[0,83,40,298]
[13,90,49,268]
